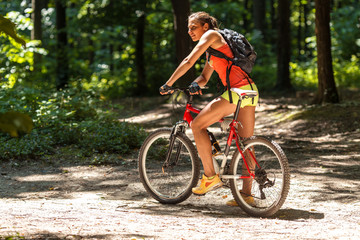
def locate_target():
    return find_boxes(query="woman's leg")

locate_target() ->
[237,106,256,196]
[237,106,256,138]
[191,97,236,177]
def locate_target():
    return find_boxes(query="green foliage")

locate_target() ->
[1,0,360,164]
[79,120,146,155]
[0,86,146,161]
[290,55,360,90]
[290,60,318,89]
[248,30,278,90]
[288,3,360,90]
[33,88,99,127]
[0,14,26,47]
[252,64,277,90]
[0,130,55,161]
[0,11,46,88]
[332,4,360,60]
[334,55,360,88]
[1,0,360,96]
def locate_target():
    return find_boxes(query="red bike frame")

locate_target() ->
[182,101,260,180]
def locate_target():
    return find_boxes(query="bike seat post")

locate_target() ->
[233,98,242,121]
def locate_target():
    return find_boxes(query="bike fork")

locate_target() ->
[162,124,186,172]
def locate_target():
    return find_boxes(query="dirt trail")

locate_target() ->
[1,93,360,240]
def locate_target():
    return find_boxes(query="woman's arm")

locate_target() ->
[193,59,214,87]
[165,30,219,86]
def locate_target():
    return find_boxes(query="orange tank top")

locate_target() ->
[208,43,254,88]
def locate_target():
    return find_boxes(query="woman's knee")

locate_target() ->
[191,118,207,134]
[190,119,201,131]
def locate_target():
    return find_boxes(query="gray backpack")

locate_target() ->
[207,28,257,103]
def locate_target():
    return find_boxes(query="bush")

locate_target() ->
[334,55,360,88]
[290,56,360,90]
[0,130,55,161]
[79,120,146,155]
[0,86,146,162]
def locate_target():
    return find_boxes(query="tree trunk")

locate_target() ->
[55,0,69,90]
[297,0,302,58]
[244,0,250,32]
[253,0,266,36]
[268,0,277,45]
[109,44,114,74]
[313,0,339,104]
[170,0,195,86]
[31,0,43,72]
[135,12,147,95]
[275,0,294,92]
[270,0,276,31]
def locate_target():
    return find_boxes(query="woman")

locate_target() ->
[159,12,259,206]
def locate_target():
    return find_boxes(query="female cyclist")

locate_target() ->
[159,11,259,206]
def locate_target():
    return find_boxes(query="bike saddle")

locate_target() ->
[230,88,258,99]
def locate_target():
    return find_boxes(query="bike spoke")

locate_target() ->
[139,129,200,204]
[229,137,290,217]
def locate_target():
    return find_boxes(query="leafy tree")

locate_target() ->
[0,0,359,98]
[0,12,36,89]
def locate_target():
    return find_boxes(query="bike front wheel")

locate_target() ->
[138,128,200,204]
[229,136,290,217]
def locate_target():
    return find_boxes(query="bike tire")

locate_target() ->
[229,136,290,217]
[138,128,200,204]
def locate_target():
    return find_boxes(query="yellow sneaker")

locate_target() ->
[226,192,256,207]
[226,199,238,207]
[192,174,223,195]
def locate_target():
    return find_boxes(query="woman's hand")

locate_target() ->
[159,84,174,95]
[188,82,202,95]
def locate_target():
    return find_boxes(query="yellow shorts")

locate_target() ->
[221,83,259,107]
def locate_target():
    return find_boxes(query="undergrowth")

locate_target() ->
[0,86,146,162]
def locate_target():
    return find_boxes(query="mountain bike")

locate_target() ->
[138,87,290,217]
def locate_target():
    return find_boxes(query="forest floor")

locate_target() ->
[0,89,360,240]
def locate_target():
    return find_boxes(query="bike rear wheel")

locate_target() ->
[229,136,290,217]
[138,128,200,204]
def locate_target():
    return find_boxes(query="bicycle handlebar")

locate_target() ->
[170,86,257,100]
[171,86,208,95]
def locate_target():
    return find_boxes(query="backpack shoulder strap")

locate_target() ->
[226,63,234,104]
[206,30,238,104]
[206,46,235,103]
[207,46,232,62]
